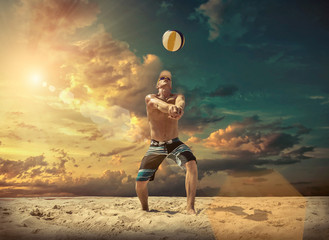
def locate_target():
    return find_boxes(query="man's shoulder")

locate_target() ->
[173,93,184,99]
[145,94,157,104]
[146,93,157,98]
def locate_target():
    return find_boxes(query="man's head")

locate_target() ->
[157,70,172,89]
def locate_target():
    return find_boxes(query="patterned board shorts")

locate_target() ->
[136,137,196,181]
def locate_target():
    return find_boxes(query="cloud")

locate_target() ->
[174,84,227,135]
[304,147,329,159]
[202,115,310,158]
[0,156,187,197]
[194,0,224,41]
[210,85,239,97]
[283,146,314,160]
[82,129,103,141]
[16,0,100,48]
[59,169,135,196]
[14,0,164,144]
[91,145,136,158]
[183,115,315,180]
[16,122,39,130]
[104,53,163,116]
[54,30,163,142]
[204,115,261,152]
[0,155,48,179]
[0,152,136,196]
[197,158,273,179]
[147,161,187,196]
[0,153,221,197]
[127,115,151,142]
[58,30,162,115]
[78,102,131,139]
[109,154,123,166]
[1,131,22,141]
[0,169,136,197]
[185,136,202,145]
[157,1,174,16]
[293,123,312,135]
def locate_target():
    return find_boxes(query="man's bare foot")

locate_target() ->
[187,208,196,215]
[142,207,149,212]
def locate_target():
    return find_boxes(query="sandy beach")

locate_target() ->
[0,196,328,240]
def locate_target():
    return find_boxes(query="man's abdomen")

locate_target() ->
[149,119,178,142]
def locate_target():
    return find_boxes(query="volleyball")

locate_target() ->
[162,30,185,52]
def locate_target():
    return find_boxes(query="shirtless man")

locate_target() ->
[135,70,198,214]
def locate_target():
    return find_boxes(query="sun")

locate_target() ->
[30,73,42,85]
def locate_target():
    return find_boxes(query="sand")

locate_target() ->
[0,196,328,240]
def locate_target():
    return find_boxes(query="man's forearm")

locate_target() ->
[149,98,172,113]
[175,101,185,110]
[175,96,185,110]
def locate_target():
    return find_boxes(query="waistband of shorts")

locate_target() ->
[151,137,180,146]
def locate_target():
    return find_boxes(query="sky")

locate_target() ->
[0,0,328,197]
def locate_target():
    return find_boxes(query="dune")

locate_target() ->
[0,196,328,240]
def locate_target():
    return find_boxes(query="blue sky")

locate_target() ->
[0,0,328,196]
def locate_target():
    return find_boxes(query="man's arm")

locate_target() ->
[170,94,185,119]
[175,94,185,111]
[145,94,173,113]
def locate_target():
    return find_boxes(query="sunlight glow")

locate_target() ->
[31,73,42,85]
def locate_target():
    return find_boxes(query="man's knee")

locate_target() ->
[136,180,149,190]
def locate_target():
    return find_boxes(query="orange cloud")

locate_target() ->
[8,0,164,147]
[127,114,150,143]
[16,0,100,47]
[0,155,47,179]
[185,136,202,145]
[203,116,303,159]
[110,154,123,166]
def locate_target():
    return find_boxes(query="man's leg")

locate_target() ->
[136,180,149,211]
[185,160,198,214]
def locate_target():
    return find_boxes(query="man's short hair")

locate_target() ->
[159,70,172,79]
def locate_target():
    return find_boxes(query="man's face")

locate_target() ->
[157,71,172,89]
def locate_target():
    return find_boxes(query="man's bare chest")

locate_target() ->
[157,96,176,105]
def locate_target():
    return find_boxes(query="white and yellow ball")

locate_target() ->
[162,30,185,52]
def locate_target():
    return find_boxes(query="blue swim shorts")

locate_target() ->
[136,137,196,181]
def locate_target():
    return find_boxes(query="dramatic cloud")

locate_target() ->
[127,115,150,142]
[210,85,239,97]
[59,169,135,196]
[91,145,136,158]
[184,115,315,181]
[109,154,123,166]
[0,169,135,197]
[12,0,164,144]
[203,115,309,158]
[0,155,189,197]
[58,31,162,116]
[16,0,100,48]
[195,0,223,41]
[175,84,226,135]
[0,155,48,179]
[0,153,217,197]
[53,30,163,142]
[197,158,274,179]
[197,157,305,180]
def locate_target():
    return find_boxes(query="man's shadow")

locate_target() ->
[149,209,179,215]
[149,209,200,215]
